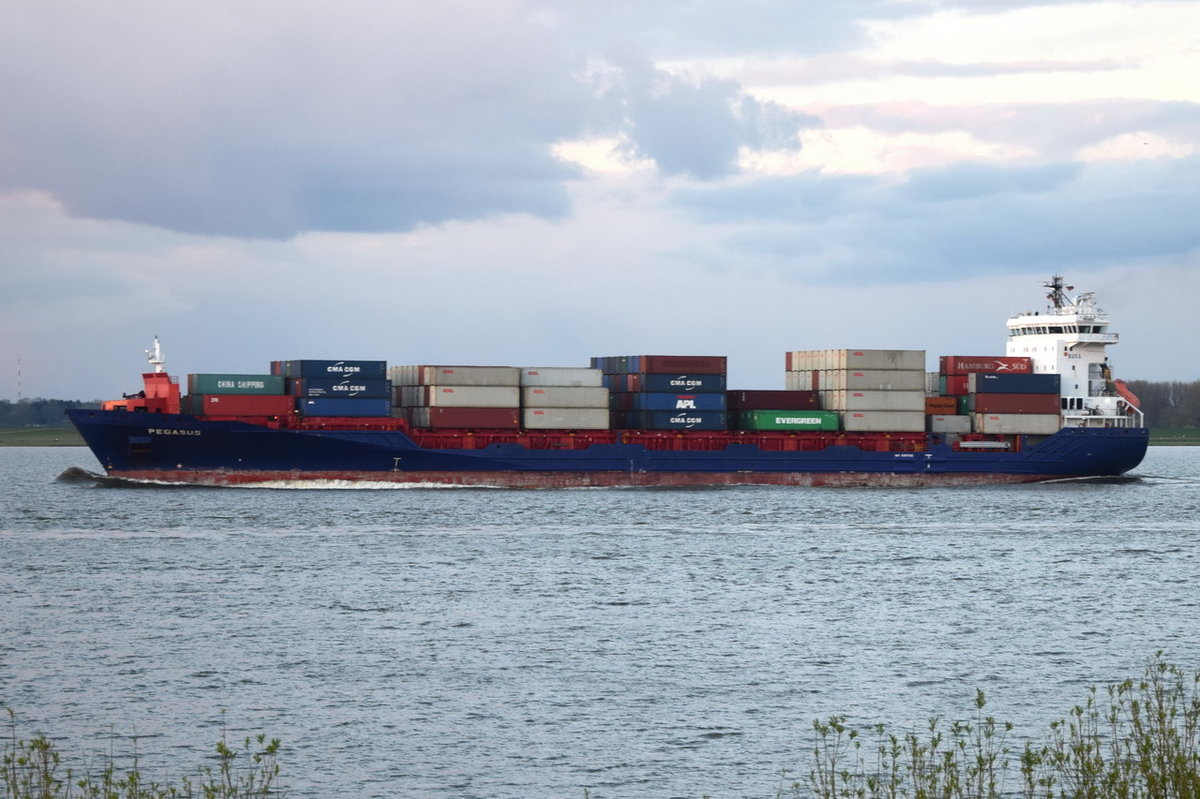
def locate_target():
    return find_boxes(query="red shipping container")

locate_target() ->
[408,407,520,429]
[940,356,1033,375]
[638,355,726,374]
[194,394,295,416]
[943,375,970,395]
[726,390,820,411]
[971,393,1061,414]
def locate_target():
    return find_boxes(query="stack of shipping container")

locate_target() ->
[785,349,927,432]
[935,356,1060,435]
[274,359,391,417]
[593,355,728,431]
[725,390,833,430]
[389,365,522,429]
[519,367,610,430]
[183,373,292,416]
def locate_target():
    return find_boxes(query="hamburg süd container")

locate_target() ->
[522,408,611,429]
[737,410,840,431]
[187,374,285,396]
[296,397,392,417]
[940,356,1033,375]
[519,367,603,387]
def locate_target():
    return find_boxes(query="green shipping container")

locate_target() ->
[187,373,285,395]
[739,409,840,431]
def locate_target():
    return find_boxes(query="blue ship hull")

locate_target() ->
[66,408,1149,488]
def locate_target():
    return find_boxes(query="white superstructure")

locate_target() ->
[1006,276,1143,428]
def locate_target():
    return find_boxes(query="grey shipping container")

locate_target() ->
[389,365,521,387]
[973,413,1062,435]
[522,408,610,429]
[520,386,609,408]
[398,385,521,408]
[816,369,926,392]
[841,410,927,432]
[519,367,604,387]
[821,390,927,412]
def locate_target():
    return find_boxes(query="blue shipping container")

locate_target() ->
[635,373,727,393]
[290,377,391,398]
[280,360,387,380]
[296,397,392,417]
[631,392,727,411]
[969,373,1061,394]
[635,411,727,430]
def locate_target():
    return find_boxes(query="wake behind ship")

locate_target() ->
[67,277,1149,487]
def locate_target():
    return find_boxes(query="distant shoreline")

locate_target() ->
[3,426,1197,447]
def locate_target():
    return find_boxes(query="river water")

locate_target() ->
[1,446,1198,798]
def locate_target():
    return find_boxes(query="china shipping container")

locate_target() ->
[815,369,926,392]
[296,397,392,417]
[821,390,926,412]
[288,377,391,398]
[396,385,521,408]
[929,414,972,434]
[726,390,820,411]
[275,360,387,380]
[969,393,1061,414]
[187,374,285,396]
[973,413,1062,435]
[940,356,1034,375]
[842,410,927,432]
[184,394,296,416]
[968,373,1062,394]
[405,407,521,429]
[388,365,522,387]
[519,367,603,387]
[520,386,610,408]
[522,408,611,429]
[737,410,840,431]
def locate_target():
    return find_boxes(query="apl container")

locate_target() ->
[521,386,609,408]
[406,407,521,429]
[187,374,285,395]
[737,410,840,431]
[296,397,392,417]
[630,393,727,412]
[519,367,603,387]
[522,408,610,429]
[289,378,391,398]
[968,373,1062,394]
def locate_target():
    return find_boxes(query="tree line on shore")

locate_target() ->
[3,380,1199,429]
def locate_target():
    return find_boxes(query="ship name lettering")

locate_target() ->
[148,428,202,436]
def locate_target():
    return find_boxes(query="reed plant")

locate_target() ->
[788,653,1200,799]
[2,709,281,799]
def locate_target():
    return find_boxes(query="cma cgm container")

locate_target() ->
[187,374,284,395]
[843,410,926,432]
[519,367,603,387]
[184,394,295,416]
[738,410,839,431]
[405,407,520,429]
[620,373,727,393]
[627,411,727,431]
[969,373,1061,394]
[297,397,391,417]
[289,377,391,398]
[275,360,387,380]
[522,408,610,429]
[389,365,521,387]
[940,356,1033,375]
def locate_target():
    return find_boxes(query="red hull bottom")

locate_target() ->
[99,468,1060,488]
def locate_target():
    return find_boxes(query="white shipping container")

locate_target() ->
[822,389,926,412]
[522,408,610,429]
[521,386,609,408]
[973,413,1062,435]
[399,385,520,408]
[929,414,972,434]
[816,369,926,392]
[519,367,603,387]
[784,371,816,391]
[388,365,521,386]
[842,410,927,432]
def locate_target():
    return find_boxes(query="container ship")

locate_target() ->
[67,277,1149,487]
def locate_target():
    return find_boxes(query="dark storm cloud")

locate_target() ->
[674,154,1200,280]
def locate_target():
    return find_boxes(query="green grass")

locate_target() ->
[0,428,84,447]
[1149,427,1200,446]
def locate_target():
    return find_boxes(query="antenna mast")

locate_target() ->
[1044,275,1074,310]
[145,336,166,373]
